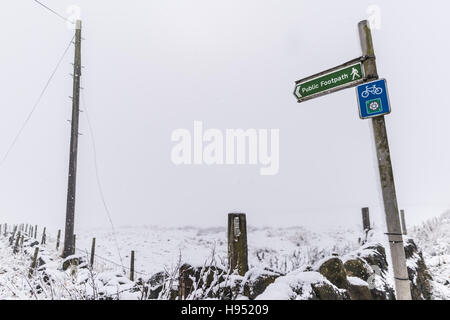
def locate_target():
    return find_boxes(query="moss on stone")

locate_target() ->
[344,258,370,281]
[318,258,350,290]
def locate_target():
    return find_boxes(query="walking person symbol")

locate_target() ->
[351,67,360,80]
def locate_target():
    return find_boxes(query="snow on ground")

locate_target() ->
[0,224,366,300]
[1,211,448,300]
[0,236,139,300]
[0,240,35,299]
[58,225,365,279]
[255,271,332,300]
[411,211,450,300]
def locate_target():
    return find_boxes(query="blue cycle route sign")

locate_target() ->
[356,79,391,119]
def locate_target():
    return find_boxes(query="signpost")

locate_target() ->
[292,20,412,300]
[294,59,365,102]
[356,79,391,119]
[358,20,411,300]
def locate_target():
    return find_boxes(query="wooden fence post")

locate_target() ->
[34,225,37,239]
[362,207,371,231]
[41,227,46,245]
[178,264,194,300]
[20,235,24,249]
[56,230,61,251]
[400,209,407,235]
[90,238,96,267]
[4,223,7,237]
[227,213,248,276]
[72,234,76,255]
[29,247,39,278]
[13,232,21,254]
[10,226,17,245]
[130,250,135,281]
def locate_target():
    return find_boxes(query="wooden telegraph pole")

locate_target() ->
[358,20,411,300]
[63,20,82,258]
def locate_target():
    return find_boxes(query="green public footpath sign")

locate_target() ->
[294,62,364,102]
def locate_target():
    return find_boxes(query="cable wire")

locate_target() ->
[80,85,126,272]
[33,0,75,24]
[0,35,75,168]
[75,247,150,276]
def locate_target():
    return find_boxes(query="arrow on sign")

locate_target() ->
[294,85,302,98]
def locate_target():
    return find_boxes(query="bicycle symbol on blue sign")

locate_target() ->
[361,84,383,98]
[356,79,391,119]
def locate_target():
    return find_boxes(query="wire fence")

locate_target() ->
[73,247,151,278]
[0,223,153,280]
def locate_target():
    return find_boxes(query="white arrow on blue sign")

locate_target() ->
[356,79,391,119]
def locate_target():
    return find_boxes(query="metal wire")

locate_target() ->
[0,35,75,168]
[34,0,75,24]
[74,247,150,276]
[80,83,126,272]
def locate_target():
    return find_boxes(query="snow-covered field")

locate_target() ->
[0,211,448,299]
[69,225,366,278]
[0,224,368,299]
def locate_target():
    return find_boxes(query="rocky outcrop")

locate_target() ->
[344,258,371,281]
[141,239,432,300]
[344,244,396,300]
[242,268,281,299]
[254,239,432,300]
[404,238,433,300]
[255,271,347,300]
[347,278,373,300]
[310,281,348,300]
[318,258,350,290]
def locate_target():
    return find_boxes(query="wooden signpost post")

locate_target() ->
[293,20,411,300]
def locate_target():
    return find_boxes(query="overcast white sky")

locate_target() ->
[0,0,449,233]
